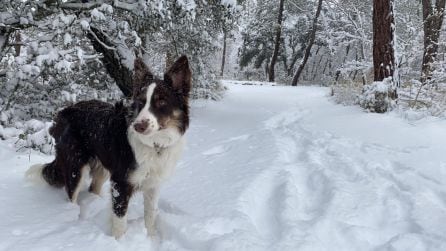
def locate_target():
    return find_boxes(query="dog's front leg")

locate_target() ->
[143,186,159,237]
[111,179,133,239]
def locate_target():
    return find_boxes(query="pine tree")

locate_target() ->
[359,0,397,113]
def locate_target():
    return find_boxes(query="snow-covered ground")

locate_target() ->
[1,82,446,251]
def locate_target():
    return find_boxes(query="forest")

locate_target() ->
[1,0,445,125]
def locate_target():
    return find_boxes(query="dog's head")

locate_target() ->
[129,55,191,148]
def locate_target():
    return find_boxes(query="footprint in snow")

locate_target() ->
[226,134,250,142]
[202,145,228,156]
[159,199,187,215]
[201,135,250,156]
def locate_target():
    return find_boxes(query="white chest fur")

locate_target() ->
[128,131,185,190]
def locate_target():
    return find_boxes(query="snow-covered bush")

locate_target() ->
[330,80,363,106]
[0,119,54,154]
[359,78,397,113]
[397,80,446,118]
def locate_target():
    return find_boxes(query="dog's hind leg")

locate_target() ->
[57,136,91,203]
[65,163,89,203]
[89,159,110,195]
[110,178,134,238]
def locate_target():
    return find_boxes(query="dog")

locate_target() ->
[26,55,191,238]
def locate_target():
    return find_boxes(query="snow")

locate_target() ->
[0,125,22,139]
[24,119,45,132]
[221,0,237,7]
[64,33,72,46]
[19,17,29,25]
[177,0,197,12]
[35,49,59,67]
[80,20,90,30]
[55,59,72,72]
[374,80,391,93]
[91,9,106,21]
[98,4,114,14]
[1,82,446,250]
[19,64,40,78]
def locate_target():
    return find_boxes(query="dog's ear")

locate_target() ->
[164,55,191,97]
[133,58,153,96]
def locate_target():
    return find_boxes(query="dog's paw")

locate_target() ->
[112,228,126,239]
[147,227,157,238]
[145,219,160,239]
[153,135,173,148]
[111,215,127,239]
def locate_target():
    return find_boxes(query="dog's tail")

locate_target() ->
[25,161,64,187]
[25,164,46,185]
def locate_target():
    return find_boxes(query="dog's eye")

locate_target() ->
[132,100,144,109]
[156,99,167,107]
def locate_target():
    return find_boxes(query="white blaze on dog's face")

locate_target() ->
[130,56,191,148]
[132,83,159,135]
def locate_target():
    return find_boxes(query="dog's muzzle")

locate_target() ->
[134,120,149,134]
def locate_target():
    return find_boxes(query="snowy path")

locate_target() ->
[1,82,446,250]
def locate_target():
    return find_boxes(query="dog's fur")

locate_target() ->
[26,56,191,238]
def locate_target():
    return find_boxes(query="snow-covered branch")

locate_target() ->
[60,1,105,10]
[88,29,117,51]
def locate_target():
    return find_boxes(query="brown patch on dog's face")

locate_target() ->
[149,83,184,130]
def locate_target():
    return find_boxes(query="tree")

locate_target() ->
[291,0,323,86]
[359,0,397,113]
[268,0,285,82]
[220,3,239,78]
[372,0,396,82]
[0,0,236,123]
[421,0,446,84]
[239,0,279,79]
[239,0,321,82]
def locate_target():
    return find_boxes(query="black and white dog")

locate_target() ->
[26,56,191,238]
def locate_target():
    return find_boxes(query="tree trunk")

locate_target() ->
[373,0,396,82]
[358,41,368,85]
[14,32,21,56]
[362,0,397,114]
[268,0,285,82]
[311,46,322,80]
[353,51,359,80]
[291,0,323,86]
[421,0,446,84]
[220,31,227,77]
[87,26,134,98]
[0,27,12,59]
[287,43,306,76]
[265,61,270,79]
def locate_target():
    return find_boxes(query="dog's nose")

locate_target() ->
[134,121,148,133]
